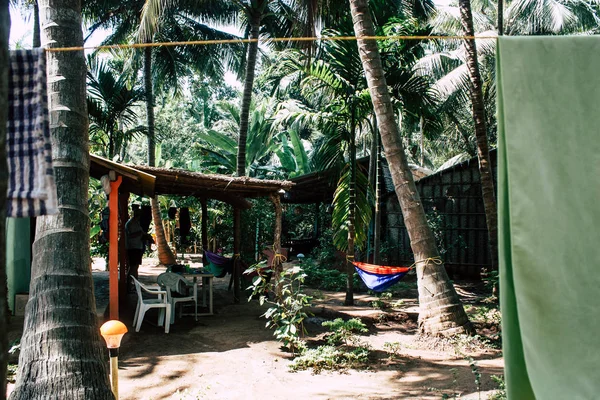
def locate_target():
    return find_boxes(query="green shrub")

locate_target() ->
[290,345,370,374]
[302,260,362,291]
[245,264,312,354]
[488,375,507,400]
[322,318,368,346]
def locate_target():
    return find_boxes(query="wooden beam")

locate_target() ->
[109,175,122,319]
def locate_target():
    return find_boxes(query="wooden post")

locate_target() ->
[313,202,320,239]
[109,175,122,319]
[233,208,241,303]
[201,199,208,251]
[271,194,283,300]
[118,191,129,302]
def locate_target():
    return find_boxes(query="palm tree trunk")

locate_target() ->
[144,42,175,265]
[0,4,10,399]
[498,0,504,35]
[373,134,383,265]
[151,196,176,265]
[33,1,40,48]
[144,45,156,167]
[236,7,263,176]
[345,107,358,305]
[9,1,114,398]
[349,0,472,336]
[458,0,498,271]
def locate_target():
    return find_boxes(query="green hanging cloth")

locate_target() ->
[497,36,600,400]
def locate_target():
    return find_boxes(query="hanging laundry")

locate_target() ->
[497,36,600,400]
[6,48,57,217]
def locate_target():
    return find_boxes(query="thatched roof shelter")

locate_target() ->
[89,154,293,318]
[90,154,294,209]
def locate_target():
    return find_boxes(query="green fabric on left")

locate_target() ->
[497,36,600,400]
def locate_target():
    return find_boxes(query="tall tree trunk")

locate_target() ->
[349,0,472,336]
[458,0,498,271]
[144,45,155,167]
[419,116,425,167]
[9,0,114,398]
[144,43,175,265]
[32,1,40,48]
[497,0,504,35]
[345,111,357,306]
[0,3,10,399]
[151,197,176,265]
[367,116,377,263]
[373,132,383,265]
[236,7,262,176]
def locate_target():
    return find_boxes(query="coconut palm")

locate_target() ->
[269,30,376,304]
[8,0,114,398]
[86,0,239,265]
[86,55,146,160]
[456,0,498,271]
[348,0,473,335]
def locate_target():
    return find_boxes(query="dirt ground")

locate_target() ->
[7,256,504,399]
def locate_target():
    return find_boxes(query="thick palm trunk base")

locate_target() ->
[10,1,114,398]
[151,196,176,266]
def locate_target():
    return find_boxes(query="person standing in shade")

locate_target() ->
[125,207,144,291]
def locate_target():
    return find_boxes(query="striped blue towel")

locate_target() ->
[6,48,57,217]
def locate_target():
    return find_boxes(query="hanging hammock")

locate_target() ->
[203,250,234,278]
[353,262,411,292]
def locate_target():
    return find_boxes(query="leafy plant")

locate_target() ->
[245,264,312,354]
[383,341,402,358]
[371,291,393,309]
[488,375,507,400]
[322,318,368,346]
[289,345,370,374]
[469,357,482,399]
[302,259,361,292]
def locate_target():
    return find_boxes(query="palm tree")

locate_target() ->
[348,0,473,335]
[87,0,238,265]
[9,0,40,46]
[87,55,146,160]
[457,0,498,271]
[235,0,267,176]
[9,0,114,398]
[270,35,376,305]
[1,3,10,398]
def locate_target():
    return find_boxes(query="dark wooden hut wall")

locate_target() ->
[382,150,497,279]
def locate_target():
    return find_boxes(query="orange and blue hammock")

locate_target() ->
[353,262,411,292]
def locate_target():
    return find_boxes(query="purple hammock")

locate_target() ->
[204,250,234,278]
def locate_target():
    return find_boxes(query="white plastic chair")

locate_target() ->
[157,272,198,324]
[132,276,171,333]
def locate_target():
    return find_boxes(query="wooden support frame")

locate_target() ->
[109,175,122,319]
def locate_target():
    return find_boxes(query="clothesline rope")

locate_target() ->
[44,34,498,52]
